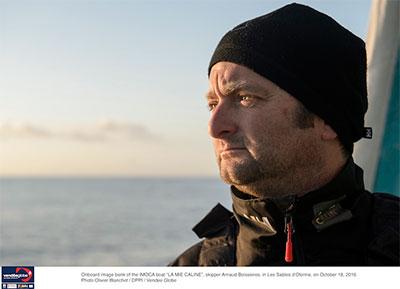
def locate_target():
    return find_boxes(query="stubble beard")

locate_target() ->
[216,137,324,199]
[218,152,265,186]
[217,148,290,198]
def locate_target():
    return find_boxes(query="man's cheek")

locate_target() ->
[212,139,222,151]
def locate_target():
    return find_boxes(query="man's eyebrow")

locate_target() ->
[205,81,271,100]
[222,81,251,95]
[205,81,251,100]
[205,90,216,100]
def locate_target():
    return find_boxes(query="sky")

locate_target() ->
[0,0,372,177]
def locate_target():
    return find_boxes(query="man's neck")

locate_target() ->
[235,155,348,200]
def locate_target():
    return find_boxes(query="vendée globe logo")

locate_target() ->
[2,266,34,284]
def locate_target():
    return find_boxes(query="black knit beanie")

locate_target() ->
[208,3,369,153]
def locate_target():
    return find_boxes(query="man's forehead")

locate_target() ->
[207,62,278,97]
[210,62,254,81]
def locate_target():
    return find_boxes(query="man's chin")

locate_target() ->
[219,164,262,186]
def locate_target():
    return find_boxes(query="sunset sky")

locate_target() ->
[0,0,372,176]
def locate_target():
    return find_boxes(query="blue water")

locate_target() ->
[0,178,232,266]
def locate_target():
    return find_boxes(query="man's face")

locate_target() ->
[206,62,323,198]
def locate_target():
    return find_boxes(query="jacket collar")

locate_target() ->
[230,158,366,265]
[231,157,364,225]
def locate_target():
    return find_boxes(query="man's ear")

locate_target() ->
[313,116,338,140]
[321,122,338,140]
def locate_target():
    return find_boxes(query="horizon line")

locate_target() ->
[0,175,220,179]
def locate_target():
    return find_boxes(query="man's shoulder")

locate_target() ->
[367,192,400,265]
[370,192,399,223]
[169,203,236,266]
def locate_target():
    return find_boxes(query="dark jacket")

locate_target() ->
[170,160,400,266]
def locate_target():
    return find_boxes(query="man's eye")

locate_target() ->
[240,95,256,107]
[207,101,218,111]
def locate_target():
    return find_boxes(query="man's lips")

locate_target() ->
[222,147,246,152]
[220,147,247,156]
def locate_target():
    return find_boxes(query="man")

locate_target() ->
[170,3,399,266]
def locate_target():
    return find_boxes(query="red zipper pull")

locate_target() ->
[284,215,294,263]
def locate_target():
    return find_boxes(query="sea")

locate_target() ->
[0,177,232,266]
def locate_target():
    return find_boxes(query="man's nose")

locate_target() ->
[208,102,237,139]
